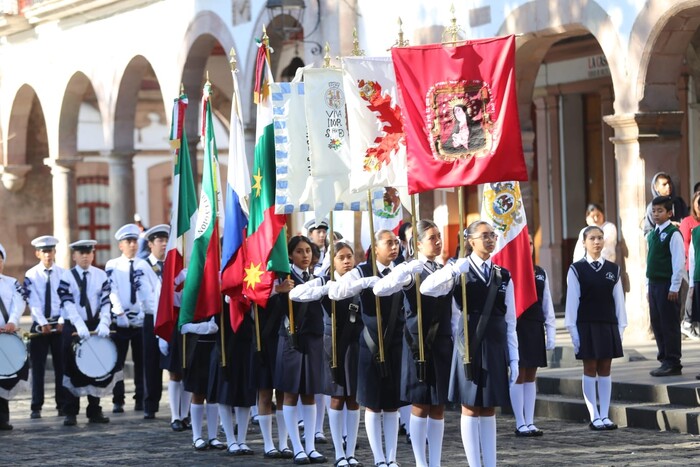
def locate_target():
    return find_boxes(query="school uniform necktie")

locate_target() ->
[157,260,164,278]
[44,269,52,318]
[129,260,137,304]
[81,270,94,321]
[382,268,391,277]
[482,263,490,279]
[426,260,436,272]
[302,271,310,282]
[591,261,601,269]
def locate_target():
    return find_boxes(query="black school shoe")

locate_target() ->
[63,415,77,426]
[171,419,184,431]
[649,365,682,377]
[89,413,110,424]
[0,420,13,430]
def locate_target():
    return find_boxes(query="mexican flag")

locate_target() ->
[155,94,198,341]
[178,82,223,327]
[243,40,290,308]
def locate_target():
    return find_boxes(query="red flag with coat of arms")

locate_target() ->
[391,35,527,195]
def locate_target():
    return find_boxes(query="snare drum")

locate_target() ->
[0,332,27,377]
[74,336,118,380]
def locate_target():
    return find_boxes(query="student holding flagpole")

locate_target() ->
[373,219,451,467]
[290,240,364,467]
[421,221,518,467]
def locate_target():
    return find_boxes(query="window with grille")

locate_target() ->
[76,176,110,267]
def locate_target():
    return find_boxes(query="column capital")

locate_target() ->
[603,113,639,144]
[0,164,32,192]
[103,150,137,162]
[43,157,81,174]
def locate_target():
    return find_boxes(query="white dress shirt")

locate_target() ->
[105,255,156,323]
[24,262,73,326]
[0,273,25,327]
[65,265,112,329]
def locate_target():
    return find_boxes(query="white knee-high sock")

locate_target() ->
[276,409,289,450]
[509,383,525,429]
[206,403,219,440]
[328,408,345,460]
[345,409,360,458]
[582,375,600,421]
[460,415,481,467]
[190,403,205,443]
[427,417,445,467]
[399,405,412,435]
[302,403,317,454]
[168,380,181,422]
[259,413,275,453]
[342,406,348,438]
[479,416,497,467]
[365,410,385,464]
[523,381,537,426]
[283,405,304,455]
[235,406,251,444]
[383,411,399,463]
[410,414,428,467]
[218,403,236,447]
[597,376,612,419]
[180,385,191,420]
[315,394,326,435]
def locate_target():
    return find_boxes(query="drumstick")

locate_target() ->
[23,329,59,339]
[70,330,116,337]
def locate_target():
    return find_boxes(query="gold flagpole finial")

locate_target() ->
[205,70,210,86]
[229,47,237,72]
[351,28,364,56]
[180,83,184,95]
[442,3,465,44]
[323,42,332,68]
[393,17,409,48]
[262,25,269,47]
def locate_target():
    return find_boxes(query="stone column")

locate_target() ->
[43,157,81,268]
[107,151,136,257]
[534,95,564,303]
[602,113,648,340]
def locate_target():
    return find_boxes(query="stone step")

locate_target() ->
[532,393,700,435]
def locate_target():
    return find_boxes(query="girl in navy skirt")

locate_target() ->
[271,235,327,464]
[290,241,364,467]
[510,234,556,437]
[329,229,407,467]
[565,225,627,431]
[208,302,256,455]
[421,221,518,467]
[373,220,451,467]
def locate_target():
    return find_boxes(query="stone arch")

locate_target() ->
[113,55,158,153]
[59,72,97,159]
[631,0,700,112]
[497,0,625,114]
[6,84,42,166]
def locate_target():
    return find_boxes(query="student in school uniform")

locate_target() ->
[0,242,28,430]
[290,240,364,467]
[271,235,327,465]
[329,229,408,467]
[61,239,113,426]
[565,225,627,430]
[510,235,557,437]
[373,220,451,467]
[420,221,519,467]
[23,235,69,419]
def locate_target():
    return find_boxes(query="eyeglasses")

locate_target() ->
[471,232,497,241]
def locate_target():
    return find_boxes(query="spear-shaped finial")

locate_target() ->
[442,3,465,44]
[262,24,269,47]
[229,47,237,72]
[205,70,210,86]
[180,83,184,94]
[323,42,331,68]
[394,17,409,48]
[351,28,364,56]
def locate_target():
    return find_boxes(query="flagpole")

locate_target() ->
[180,86,188,371]
[410,194,426,381]
[442,4,472,380]
[329,211,338,373]
[367,189,387,372]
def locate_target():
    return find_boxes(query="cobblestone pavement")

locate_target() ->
[2,382,700,466]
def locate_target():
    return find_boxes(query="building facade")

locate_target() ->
[1,0,699,337]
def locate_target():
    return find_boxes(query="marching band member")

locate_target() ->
[106,223,154,415]
[0,242,28,430]
[61,239,114,426]
[290,240,364,467]
[421,221,518,467]
[329,229,408,467]
[209,298,256,455]
[272,235,328,465]
[374,220,451,467]
[23,235,68,419]
[181,316,224,451]
[141,224,169,420]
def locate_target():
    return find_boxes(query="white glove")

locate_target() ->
[116,313,130,328]
[569,328,580,354]
[396,260,423,275]
[454,258,470,274]
[509,360,519,385]
[97,322,111,337]
[74,320,90,340]
[545,325,556,351]
[180,322,198,334]
[207,320,219,334]
[158,338,169,356]
[358,277,379,289]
